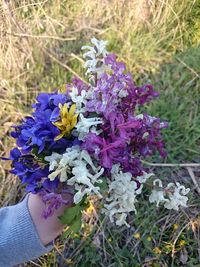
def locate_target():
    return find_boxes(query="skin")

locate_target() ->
[28,193,71,246]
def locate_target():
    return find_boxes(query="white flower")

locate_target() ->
[45,146,80,182]
[149,179,168,207]
[45,152,68,181]
[149,179,190,210]
[136,172,154,194]
[45,146,104,204]
[45,152,63,171]
[82,37,109,77]
[75,113,103,140]
[73,189,89,204]
[115,213,129,227]
[59,146,81,168]
[118,89,129,98]
[103,165,139,227]
[135,114,144,120]
[90,126,103,136]
[68,160,104,204]
[82,37,108,58]
[137,172,154,184]
[110,163,121,175]
[90,37,108,56]
[164,183,190,211]
[149,190,167,207]
[80,150,97,172]
[69,87,87,113]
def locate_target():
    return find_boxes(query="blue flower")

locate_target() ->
[9,152,55,193]
[1,147,21,161]
[11,92,76,154]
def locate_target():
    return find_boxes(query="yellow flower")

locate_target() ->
[66,258,74,265]
[73,233,80,239]
[153,247,162,254]
[164,243,173,253]
[147,236,152,241]
[179,240,186,247]
[53,103,78,140]
[86,201,95,215]
[133,232,141,239]
[58,84,67,94]
[173,223,179,230]
[58,84,72,94]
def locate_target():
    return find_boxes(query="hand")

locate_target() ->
[28,193,72,246]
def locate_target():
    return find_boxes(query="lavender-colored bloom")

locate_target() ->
[68,77,89,95]
[39,189,74,218]
[86,53,159,119]
[82,133,124,169]
[42,178,60,191]
[79,53,167,178]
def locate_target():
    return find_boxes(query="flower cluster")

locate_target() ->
[45,146,104,204]
[3,38,190,228]
[103,164,154,227]
[149,179,190,210]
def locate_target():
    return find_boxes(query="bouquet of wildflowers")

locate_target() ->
[4,38,190,233]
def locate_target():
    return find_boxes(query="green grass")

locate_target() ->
[145,46,200,163]
[1,0,200,266]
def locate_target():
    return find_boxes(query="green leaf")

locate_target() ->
[32,146,39,156]
[59,205,81,225]
[31,146,47,163]
[96,177,108,192]
[61,215,82,239]
[61,227,72,240]
[70,216,82,233]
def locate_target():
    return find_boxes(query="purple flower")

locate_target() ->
[85,53,159,123]
[68,77,89,95]
[39,189,74,218]
[82,133,125,169]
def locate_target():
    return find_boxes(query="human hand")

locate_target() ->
[28,193,73,246]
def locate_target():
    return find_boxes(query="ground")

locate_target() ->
[0,1,200,266]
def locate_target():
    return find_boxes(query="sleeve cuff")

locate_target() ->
[0,194,54,266]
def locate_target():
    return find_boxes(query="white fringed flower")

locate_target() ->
[69,87,87,113]
[136,172,154,194]
[149,179,190,210]
[75,113,103,140]
[82,37,109,77]
[164,183,190,211]
[45,146,80,182]
[45,146,104,203]
[149,190,167,207]
[118,89,129,98]
[44,152,63,171]
[68,160,104,204]
[103,164,140,227]
[149,179,167,207]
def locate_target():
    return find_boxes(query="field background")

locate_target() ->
[0,0,200,266]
